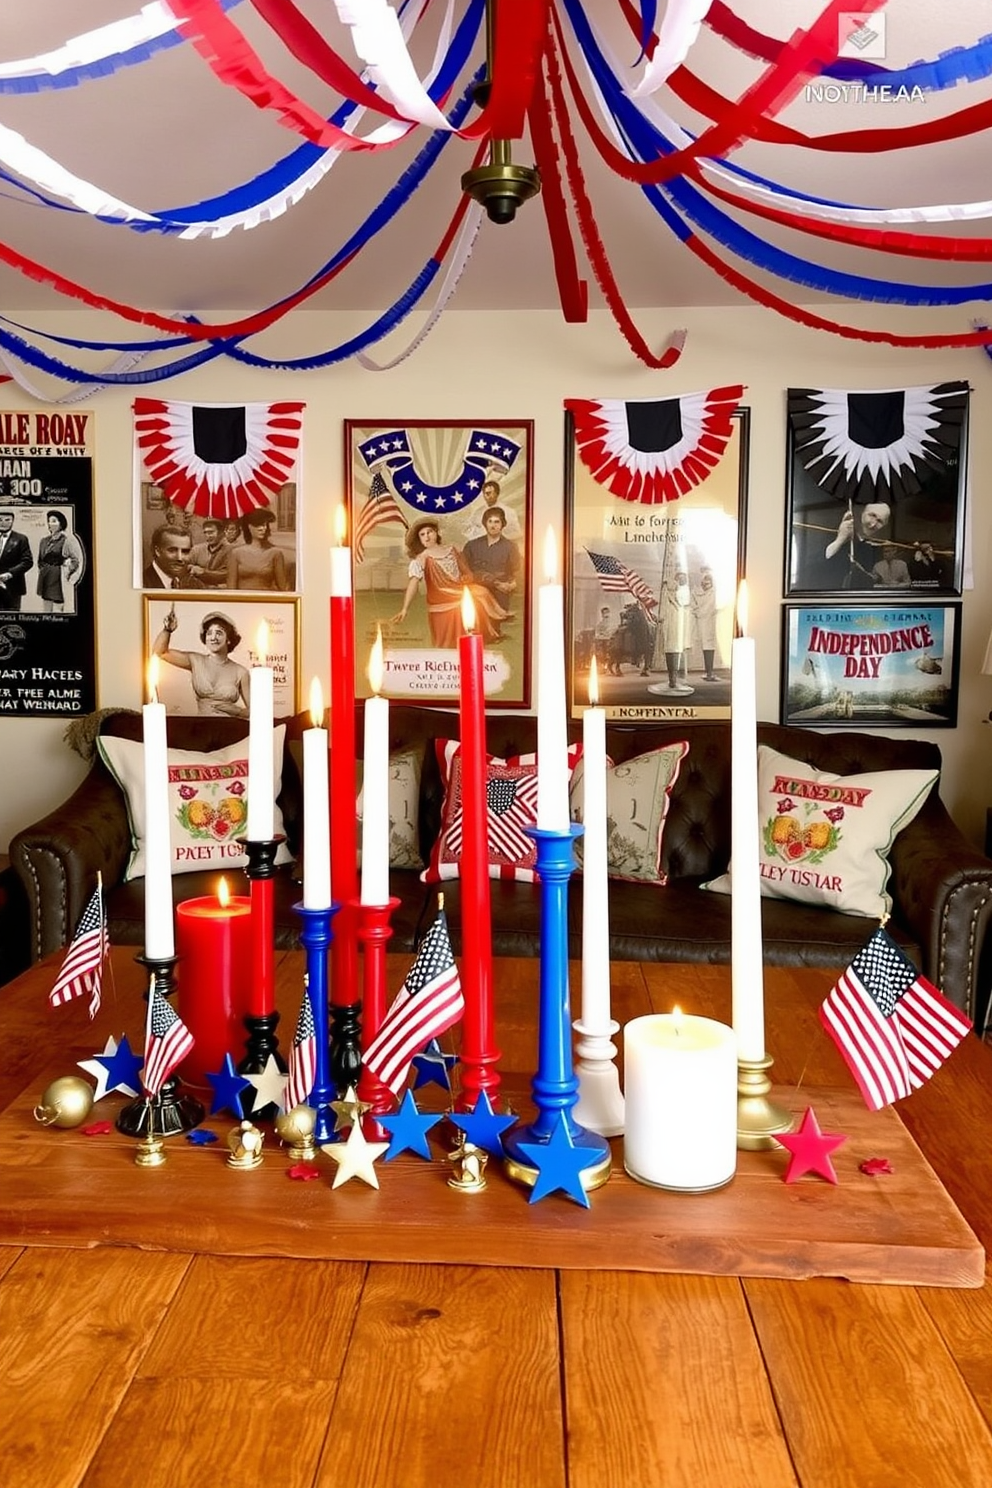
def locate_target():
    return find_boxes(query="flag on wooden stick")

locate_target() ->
[364,906,463,1096]
[48,878,109,1019]
[820,926,971,1111]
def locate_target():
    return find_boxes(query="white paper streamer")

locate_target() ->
[629,0,713,98]
[356,199,484,369]
[0,2,185,79]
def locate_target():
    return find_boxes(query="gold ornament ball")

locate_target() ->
[274,1104,316,1145]
[33,1076,94,1129]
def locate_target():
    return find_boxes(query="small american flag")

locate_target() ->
[364,909,463,1096]
[48,882,109,1019]
[142,983,194,1098]
[820,926,971,1111]
[354,471,409,561]
[585,549,658,616]
[283,984,317,1112]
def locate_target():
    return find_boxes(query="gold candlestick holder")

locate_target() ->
[737,1055,794,1150]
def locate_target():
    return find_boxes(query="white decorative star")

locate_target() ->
[244,1055,288,1113]
[78,1035,134,1101]
[322,1120,389,1190]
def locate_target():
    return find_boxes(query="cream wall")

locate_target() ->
[2,303,990,853]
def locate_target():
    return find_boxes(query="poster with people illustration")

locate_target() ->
[132,399,303,593]
[564,392,748,722]
[143,596,299,718]
[347,420,533,706]
[785,383,968,597]
[0,408,97,719]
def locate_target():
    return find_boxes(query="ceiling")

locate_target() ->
[0,1,990,334]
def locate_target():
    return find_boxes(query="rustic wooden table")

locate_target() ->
[2,947,991,1488]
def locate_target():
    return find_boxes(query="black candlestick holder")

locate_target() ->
[116,953,205,1138]
[236,836,287,1121]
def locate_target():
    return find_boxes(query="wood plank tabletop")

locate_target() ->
[2,947,991,1488]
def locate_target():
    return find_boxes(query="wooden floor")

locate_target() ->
[2,948,992,1488]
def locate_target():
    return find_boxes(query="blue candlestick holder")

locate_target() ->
[503,825,612,1193]
[294,901,340,1146]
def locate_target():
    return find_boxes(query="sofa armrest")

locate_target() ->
[9,766,131,962]
[889,801,992,1023]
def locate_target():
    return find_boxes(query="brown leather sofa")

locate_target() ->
[11,705,992,1024]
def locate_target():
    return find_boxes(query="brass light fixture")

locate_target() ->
[461,1,541,224]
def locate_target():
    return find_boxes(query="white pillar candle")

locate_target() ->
[143,657,174,959]
[730,582,765,1062]
[302,677,331,910]
[360,629,390,906]
[247,620,275,840]
[537,526,570,832]
[623,1012,737,1191]
[580,657,610,1022]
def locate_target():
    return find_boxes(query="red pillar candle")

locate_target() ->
[329,505,359,1006]
[176,879,252,1088]
[457,589,500,1109]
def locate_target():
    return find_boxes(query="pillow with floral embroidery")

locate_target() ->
[98,727,292,880]
[704,745,938,918]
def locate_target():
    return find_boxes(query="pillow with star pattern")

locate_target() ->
[421,738,584,884]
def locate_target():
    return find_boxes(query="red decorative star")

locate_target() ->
[80,1121,113,1137]
[287,1163,321,1182]
[777,1106,846,1185]
[860,1156,894,1176]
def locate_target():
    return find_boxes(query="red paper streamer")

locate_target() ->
[684,229,992,349]
[248,0,407,120]
[695,170,992,262]
[527,39,588,324]
[544,25,684,369]
[669,60,992,154]
[179,0,543,150]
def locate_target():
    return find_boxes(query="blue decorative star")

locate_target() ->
[93,1034,144,1098]
[186,1128,218,1145]
[449,1090,516,1158]
[518,1113,594,1208]
[379,1090,444,1162]
[411,1039,459,1091]
[205,1053,251,1118]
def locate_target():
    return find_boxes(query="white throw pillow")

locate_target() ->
[704,744,938,918]
[98,726,292,880]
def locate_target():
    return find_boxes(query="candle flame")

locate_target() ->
[217,876,230,908]
[736,580,748,639]
[588,654,599,707]
[147,654,159,704]
[672,1004,683,1035]
[309,676,325,728]
[333,504,348,545]
[461,586,476,634]
[255,620,269,666]
[543,525,558,583]
[368,625,385,695]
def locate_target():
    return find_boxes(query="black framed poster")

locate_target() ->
[0,408,97,718]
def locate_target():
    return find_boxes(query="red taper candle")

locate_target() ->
[457,588,500,1109]
[329,505,359,1007]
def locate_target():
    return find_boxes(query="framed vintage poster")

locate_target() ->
[143,595,300,718]
[0,408,97,719]
[784,383,967,598]
[132,399,303,593]
[564,392,749,721]
[781,603,960,728]
[346,420,533,706]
